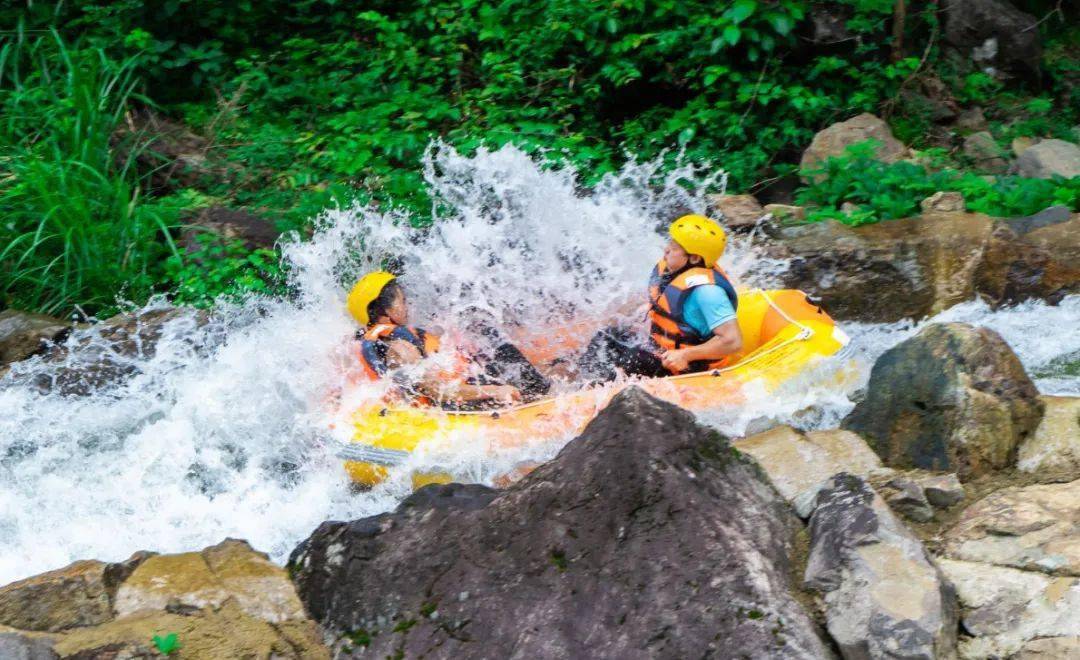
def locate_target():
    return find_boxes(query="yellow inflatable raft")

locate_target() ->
[338,289,853,488]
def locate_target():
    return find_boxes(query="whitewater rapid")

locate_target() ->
[0,144,1076,585]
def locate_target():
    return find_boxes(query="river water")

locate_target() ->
[1,144,1077,585]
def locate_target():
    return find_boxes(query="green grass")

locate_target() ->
[0,28,178,316]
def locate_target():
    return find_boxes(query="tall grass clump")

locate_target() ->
[0,28,176,317]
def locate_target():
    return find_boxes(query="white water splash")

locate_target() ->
[0,143,1076,585]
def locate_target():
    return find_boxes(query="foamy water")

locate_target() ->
[0,144,1076,585]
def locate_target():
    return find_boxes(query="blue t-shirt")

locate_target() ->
[682,284,737,338]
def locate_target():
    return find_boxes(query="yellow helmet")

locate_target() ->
[346,271,396,326]
[669,214,727,267]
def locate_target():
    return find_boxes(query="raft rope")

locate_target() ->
[656,288,814,384]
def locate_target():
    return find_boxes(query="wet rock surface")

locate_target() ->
[290,387,833,659]
[880,476,935,523]
[804,473,958,660]
[975,213,1080,308]
[943,478,1080,576]
[768,216,950,321]
[843,322,1043,479]
[0,554,149,633]
[767,211,1080,322]
[939,558,1080,659]
[8,307,212,396]
[735,425,882,518]
[1017,396,1080,480]
[0,310,69,369]
[0,632,60,659]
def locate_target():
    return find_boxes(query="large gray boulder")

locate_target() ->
[843,323,1044,480]
[290,388,833,659]
[1015,139,1080,179]
[805,474,959,659]
[943,0,1041,74]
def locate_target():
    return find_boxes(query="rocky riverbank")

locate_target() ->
[707,114,1080,324]
[2,318,1078,659]
[0,110,1077,659]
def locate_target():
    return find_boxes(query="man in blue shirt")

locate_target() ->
[579,214,743,381]
[677,282,738,359]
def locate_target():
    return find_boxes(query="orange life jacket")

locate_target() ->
[647,259,739,373]
[355,324,441,381]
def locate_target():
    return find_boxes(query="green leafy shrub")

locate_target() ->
[164,235,285,307]
[797,140,1080,225]
[152,632,180,655]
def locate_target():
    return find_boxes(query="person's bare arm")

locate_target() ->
[660,320,742,372]
[611,297,648,319]
[386,339,520,405]
[385,339,423,367]
[419,380,520,406]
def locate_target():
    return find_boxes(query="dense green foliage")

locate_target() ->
[798,140,1080,225]
[1,0,1077,313]
[0,31,178,315]
[164,235,284,305]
